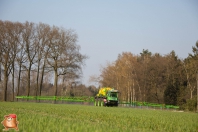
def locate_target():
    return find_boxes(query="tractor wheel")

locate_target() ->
[101,101,104,107]
[94,100,97,106]
[94,98,98,106]
[98,99,101,106]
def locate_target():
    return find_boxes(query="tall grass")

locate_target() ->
[0,102,197,132]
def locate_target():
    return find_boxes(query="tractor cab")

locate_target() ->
[106,90,118,102]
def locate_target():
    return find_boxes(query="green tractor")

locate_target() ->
[94,87,119,107]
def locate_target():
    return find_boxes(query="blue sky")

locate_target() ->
[1,0,198,86]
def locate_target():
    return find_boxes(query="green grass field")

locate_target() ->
[0,102,197,132]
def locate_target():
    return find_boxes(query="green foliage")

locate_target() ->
[177,97,186,110]
[164,80,179,105]
[185,97,197,112]
[0,102,198,132]
[176,86,187,110]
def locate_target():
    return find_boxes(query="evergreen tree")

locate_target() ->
[164,79,179,105]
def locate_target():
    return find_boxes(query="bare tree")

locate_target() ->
[36,23,52,98]
[10,22,23,101]
[16,34,27,100]
[0,20,88,102]
[33,23,51,98]
[0,21,15,101]
[184,41,198,99]
[22,22,37,98]
[46,27,87,103]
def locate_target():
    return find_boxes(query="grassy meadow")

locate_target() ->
[0,102,197,132]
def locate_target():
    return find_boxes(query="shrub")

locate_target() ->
[185,97,197,112]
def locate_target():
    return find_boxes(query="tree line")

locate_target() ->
[0,20,89,102]
[98,43,198,111]
[0,20,197,111]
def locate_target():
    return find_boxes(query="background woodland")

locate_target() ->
[0,20,198,111]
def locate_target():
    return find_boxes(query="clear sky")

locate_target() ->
[1,0,198,86]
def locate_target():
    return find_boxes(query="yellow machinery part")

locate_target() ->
[98,87,113,96]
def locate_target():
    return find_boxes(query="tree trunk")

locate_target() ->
[39,54,47,102]
[12,62,15,101]
[3,67,8,101]
[189,86,195,99]
[39,63,45,101]
[127,81,130,103]
[27,64,31,101]
[190,90,193,99]
[133,79,135,104]
[17,63,22,101]
[54,69,58,104]
[35,59,40,100]
[0,62,1,82]
[39,72,43,96]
